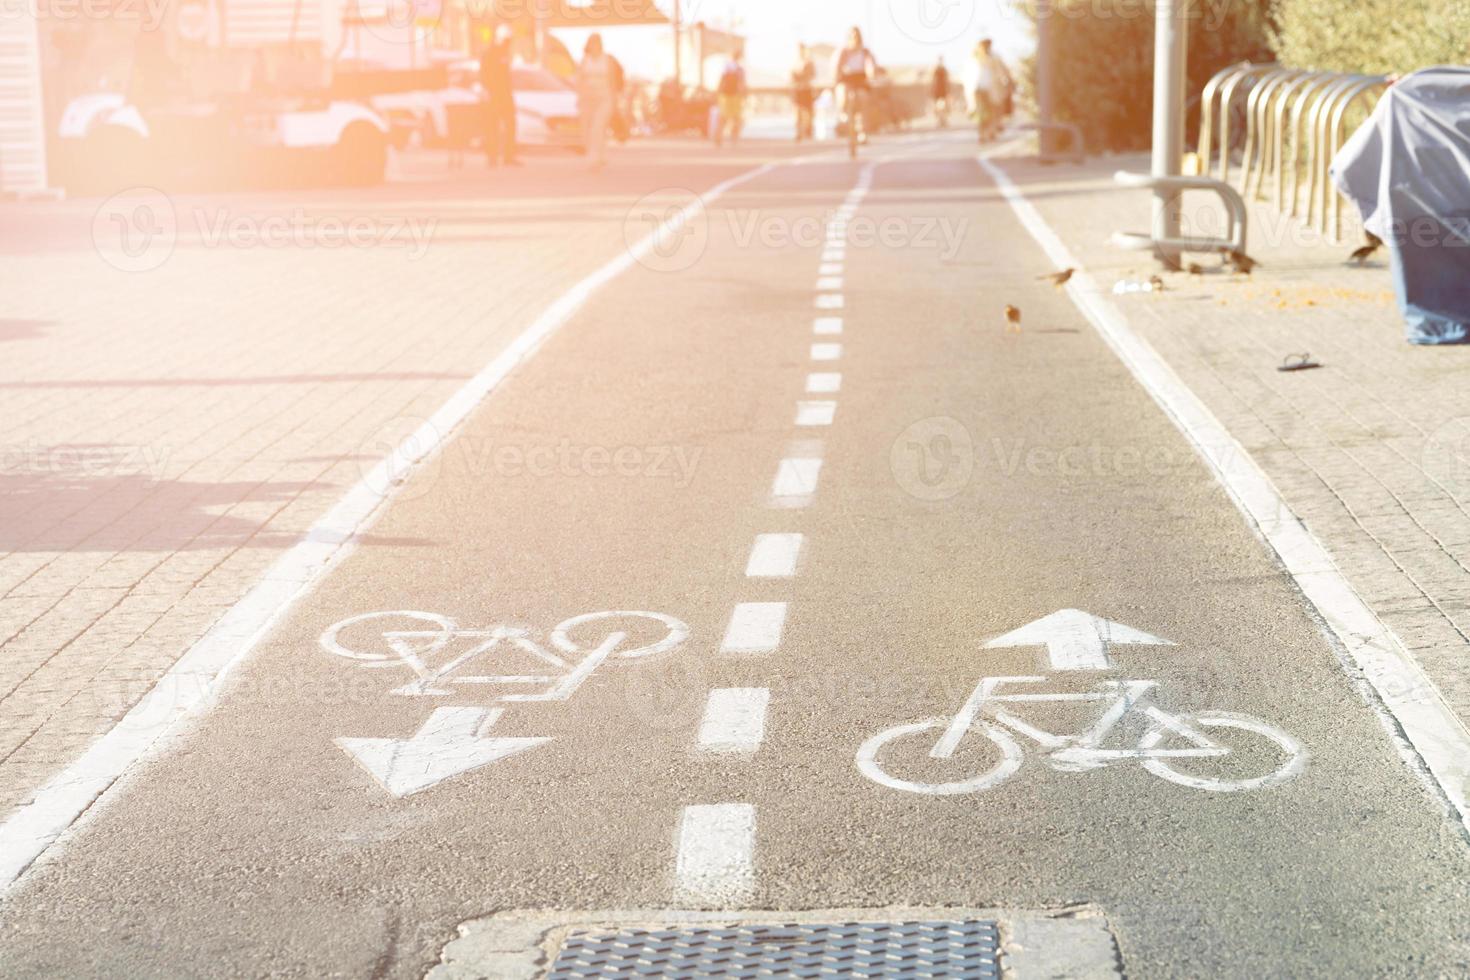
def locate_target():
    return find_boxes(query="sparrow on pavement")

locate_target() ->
[1348,239,1381,265]
[1003,305,1022,333]
[1225,249,1259,275]
[1037,268,1074,288]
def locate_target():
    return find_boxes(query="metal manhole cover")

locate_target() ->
[547,920,1001,979]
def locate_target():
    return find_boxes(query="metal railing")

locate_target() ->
[1111,171,1248,256]
[1196,61,1389,243]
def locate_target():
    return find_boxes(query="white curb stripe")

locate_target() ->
[979,152,1470,836]
[745,533,804,578]
[0,158,789,895]
[674,803,755,906]
[720,602,788,654]
[696,689,771,753]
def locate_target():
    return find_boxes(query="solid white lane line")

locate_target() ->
[806,372,841,394]
[745,533,804,578]
[696,689,771,753]
[980,152,1470,836]
[813,317,843,335]
[0,157,795,895]
[674,803,755,906]
[794,401,837,427]
[720,602,788,654]
[815,276,844,291]
[818,263,844,276]
[811,343,842,361]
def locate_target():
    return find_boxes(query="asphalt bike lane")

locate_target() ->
[0,144,933,978]
[1,135,1468,979]
[747,140,1470,975]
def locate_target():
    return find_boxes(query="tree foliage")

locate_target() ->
[1020,0,1275,152]
[1271,0,1470,74]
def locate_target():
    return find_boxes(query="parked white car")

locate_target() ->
[56,93,392,191]
[446,61,584,150]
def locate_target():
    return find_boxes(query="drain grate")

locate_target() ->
[547,920,1001,979]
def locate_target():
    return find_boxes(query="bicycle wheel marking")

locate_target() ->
[857,675,1308,796]
[320,609,689,796]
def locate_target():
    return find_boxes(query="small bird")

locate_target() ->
[1365,231,1383,248]
[1225,249,1259,275]
[1187,263,1205,276]
[1148,275,1165,292]
[1348,238,1381,265]
[1003,304,1022,333]
[1037,268,1074,288]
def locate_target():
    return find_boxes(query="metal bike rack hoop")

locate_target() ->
[1110,171,1248,255]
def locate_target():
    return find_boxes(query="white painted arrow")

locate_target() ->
[983,609,1174,671]
[336,707,548,797]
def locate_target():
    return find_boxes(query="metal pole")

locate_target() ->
[672,0,682,86]
[1036,0,1055,157]
[1151,0,1188,262]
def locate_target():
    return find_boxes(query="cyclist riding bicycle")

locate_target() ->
[831,27,878,156]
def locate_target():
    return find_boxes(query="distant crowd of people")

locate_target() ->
[474,26,1017,168]
[477,27,627,171]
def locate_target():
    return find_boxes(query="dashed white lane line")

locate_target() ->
[794,400,837,427]
[813,317,843,335]
[818,263,844,276]
[811,342,842,361]
[769,457,822,508]
[696,689,771,753]
[0,158,801,896]
[720,602,788,654]
[806,372,841,394]
[979,151,1470,835]
[674,803,756,906]
[815,294,844,310]
[745,533,804,577]
[815,276,844,291]
[821,248,845,262]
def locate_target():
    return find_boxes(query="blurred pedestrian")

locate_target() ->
[964,37,1012,143]
[714,49,747,148]
[931,57,951,127]
[479,25,520,167]
[577,33,616,169]
[607,52,630,143]
[831,27,878,150]
[791,44,816,142]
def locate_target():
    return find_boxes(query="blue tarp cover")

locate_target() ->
[1332,66,1470,345]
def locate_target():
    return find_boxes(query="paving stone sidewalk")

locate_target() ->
[996,149,1470,732]
[0,142,787,820]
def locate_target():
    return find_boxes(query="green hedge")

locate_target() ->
[1272,0,1470,74]
[1021,0,1274,152]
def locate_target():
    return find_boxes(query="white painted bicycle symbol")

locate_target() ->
[858,676,1308,795]
[320,609,689,700]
